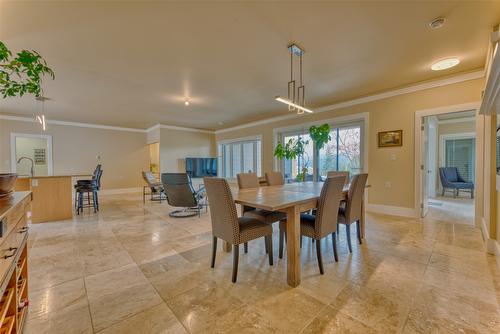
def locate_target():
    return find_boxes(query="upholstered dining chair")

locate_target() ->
[204,177,273,283]
[327,171,350,186]
[265,171,284,186]
[237,172,286,253]
[278,176,345,273]
[337,173,368,253]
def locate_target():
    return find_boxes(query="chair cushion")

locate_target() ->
[451,182,474,189]
[442,167,459,182]
[238,216,273,243]
[243,208,286,224]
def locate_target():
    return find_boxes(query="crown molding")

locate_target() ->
[158,124,214,134]
[0,114,146,133]
[215,69,485,134]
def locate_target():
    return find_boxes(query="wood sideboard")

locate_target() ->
[0,191,31,333]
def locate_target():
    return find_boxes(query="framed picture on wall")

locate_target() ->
[378,130,403,147]
[34,148,46,164]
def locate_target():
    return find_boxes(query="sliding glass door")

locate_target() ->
[318,125,362,181]
[277,121,364,183]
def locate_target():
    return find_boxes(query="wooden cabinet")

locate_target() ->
[0,192,31,334]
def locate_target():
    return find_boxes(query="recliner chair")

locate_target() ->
[161,173,206,217]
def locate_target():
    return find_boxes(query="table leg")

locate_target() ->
[361,197,365,239]
[223,241,231,252]
[285,205,301,287]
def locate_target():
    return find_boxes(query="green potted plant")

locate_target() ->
[309,124,332,181]
[0,41,54,98]
[274,136,310,182]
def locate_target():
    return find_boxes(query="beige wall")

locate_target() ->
[0,119,149,189]
[438,119,475,136]
[159,128,215,174]
[216,78,484,210]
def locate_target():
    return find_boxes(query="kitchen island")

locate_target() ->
[14,175,90,223]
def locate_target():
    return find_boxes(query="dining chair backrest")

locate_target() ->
[204,177,239,244]
[265,171,284,186]
[315,176,345,238]
[327,171,349,186]
[237,172,260,189]
[345,173,368,224]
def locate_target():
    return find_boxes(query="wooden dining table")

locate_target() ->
[228,181,365,288]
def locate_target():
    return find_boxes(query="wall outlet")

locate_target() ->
[31,179,39,187]
[384,181,392,188]
[390,153,396,161]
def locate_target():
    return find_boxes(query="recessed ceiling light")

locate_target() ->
[429,17,446,29]
[431,57,460,71]
[184,100,190,106]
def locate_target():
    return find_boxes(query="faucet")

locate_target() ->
[17,157,34,177]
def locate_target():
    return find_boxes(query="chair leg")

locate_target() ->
[336,223,340,237]
[244,242,248,254]
[232,244,239,283]
[211,236,217,268]
[442,188,445,196]
[316,238,324,275]
[266,235,273,266]
[331,232,338,262]
[346,224,352,253]
[279,229,284,259]
[471,189,474,199]
[356,221,362,245]
[300,236,303,248]
[92,191,97,213]
[265,239,268,254]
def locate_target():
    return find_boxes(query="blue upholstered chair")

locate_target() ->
[439,167,474,198]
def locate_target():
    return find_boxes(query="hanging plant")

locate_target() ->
[309,123,331,150]
[0,41,55,98]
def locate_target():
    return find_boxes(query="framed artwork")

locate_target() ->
[378,130,403,147]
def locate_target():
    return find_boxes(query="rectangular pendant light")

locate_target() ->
[275,96,314,113]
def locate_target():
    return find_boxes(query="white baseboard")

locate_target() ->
[480,217,496,255]
[100,187,142,195]
[366,203,419,218]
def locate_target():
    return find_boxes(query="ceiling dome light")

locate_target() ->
[431,57,460,71]
[429,17,446,29]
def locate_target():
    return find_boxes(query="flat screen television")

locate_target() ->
[185,157,217,178]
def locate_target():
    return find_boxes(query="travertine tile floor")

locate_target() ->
[25,193,500,333]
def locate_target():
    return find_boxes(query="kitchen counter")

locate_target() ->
[14,175,89,223]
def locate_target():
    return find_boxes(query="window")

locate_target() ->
[319,125,362,180]
[218,137,262,179]
[444,137,475,182]
[277,120,364,183]
[282,133,313,183]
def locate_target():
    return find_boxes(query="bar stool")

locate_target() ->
[76,169,102,214]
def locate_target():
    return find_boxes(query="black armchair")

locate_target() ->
[161,173,206,217]
[439,167,474,198]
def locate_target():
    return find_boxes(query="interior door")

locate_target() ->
[427,117,438,198]
[421,117,429,217]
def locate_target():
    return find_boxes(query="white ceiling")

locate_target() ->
[0,1,498,130]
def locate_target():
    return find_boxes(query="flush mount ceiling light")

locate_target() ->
[275,43,313,114]
[184,100,190,106]
[431,57,460,71]
[429,17,446,29]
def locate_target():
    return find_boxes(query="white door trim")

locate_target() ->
[10,132,54,175]
[414,101,481,225]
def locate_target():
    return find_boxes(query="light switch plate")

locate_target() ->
[31,179,39,187]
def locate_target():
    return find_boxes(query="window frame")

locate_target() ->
[217,135,263,179]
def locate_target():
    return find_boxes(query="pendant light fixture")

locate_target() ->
[35,96,49,131]
[275,43,313,114]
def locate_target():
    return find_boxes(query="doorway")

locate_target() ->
[10,133,53,176]
[418,109,476,225]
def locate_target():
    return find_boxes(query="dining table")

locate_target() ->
[228,181,366,288]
